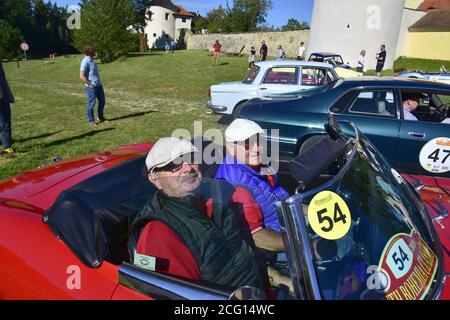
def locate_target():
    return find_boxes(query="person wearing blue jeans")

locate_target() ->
[0,62,15,154]
[80,44,106,127]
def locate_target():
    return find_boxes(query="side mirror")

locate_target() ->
[228,286,266,300]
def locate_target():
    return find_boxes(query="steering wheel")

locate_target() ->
[437,102,449,121]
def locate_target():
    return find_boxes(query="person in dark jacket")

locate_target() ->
[129,137,292,292]
[0,62,15,154]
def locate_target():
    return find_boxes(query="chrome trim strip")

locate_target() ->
[119,264,229,300]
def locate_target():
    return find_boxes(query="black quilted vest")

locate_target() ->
[129,180,268,291]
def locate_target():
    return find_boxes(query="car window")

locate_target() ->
[327,70,338,83]
[263,67,299,85]
[301,68,330,86]
[400,91,450,123]
[243,66,260,84]
[347,90,396,117]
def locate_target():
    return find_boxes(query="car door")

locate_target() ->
[257,66,301,96]
[333,89,401,166]
[397,91,450,178]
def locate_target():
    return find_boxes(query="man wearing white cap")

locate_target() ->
[215,119,290,251]
[129,137,270,291]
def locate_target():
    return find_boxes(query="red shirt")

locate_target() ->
[136,187,262,281]
[213,43,221,53]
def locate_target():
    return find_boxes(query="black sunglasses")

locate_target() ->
[235,135,261,150]
[153,161,185,173]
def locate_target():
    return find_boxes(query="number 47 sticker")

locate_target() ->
[419,137,450,174]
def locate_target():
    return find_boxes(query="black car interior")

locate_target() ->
[404,91,450,122]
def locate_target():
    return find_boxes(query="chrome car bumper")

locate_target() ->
[207,100,227,113]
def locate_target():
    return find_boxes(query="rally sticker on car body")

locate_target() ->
[419,137,450,173]
[308,191,351,240]
[378,231,438,300]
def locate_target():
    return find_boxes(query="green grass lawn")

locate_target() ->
[0,50,251,180]
[1,51,449,180]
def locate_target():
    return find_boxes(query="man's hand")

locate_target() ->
[267,266,294,293]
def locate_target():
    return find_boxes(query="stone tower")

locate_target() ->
[308,0,406,70]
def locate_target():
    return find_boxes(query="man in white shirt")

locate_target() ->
[357,50,366,76]
[297,42,306,60]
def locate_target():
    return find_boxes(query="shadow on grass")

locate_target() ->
[126,52,165,59]
[107,110,157,122]
[42,127,115,148]
[14,129,64,143]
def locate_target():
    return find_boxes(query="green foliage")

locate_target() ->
[281,18,309,31]
[0,0,74,58]
[193,16,209,33]
[73,0,138,63]
[226,0,273,32]
[205,0,272,33]
[0,20,23,59]
[205,6,228,33]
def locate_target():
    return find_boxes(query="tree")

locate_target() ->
[205,6,227,33]
[73,0,137,63]
[281,18,309,31]
[193,16,208,34]
[226,0,272,32]
[0,20,23,59]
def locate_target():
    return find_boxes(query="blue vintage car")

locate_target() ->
[396,66,450,85]
[308,52,352,70]
[238,77,450,178]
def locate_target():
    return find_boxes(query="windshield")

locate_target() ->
[280,124,440,300]
[243,66,260,84]
[326,56,344,65]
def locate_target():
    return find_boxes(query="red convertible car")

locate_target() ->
[0,119,449,300]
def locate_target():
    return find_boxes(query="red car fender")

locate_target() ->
[0,200,122,299]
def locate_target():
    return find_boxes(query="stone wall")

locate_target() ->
[185,30,310,59]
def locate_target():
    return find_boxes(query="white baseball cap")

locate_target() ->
[145,137,199,173]
[225,119,264,142]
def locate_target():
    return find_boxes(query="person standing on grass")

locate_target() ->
[212,40,222,65]
[375,44,386,77]
[297,42,306,60]
[0,62,15,154]
[80,44,106,128]
[248,46,256,70]
[357,50,366,76]
[259,40,268,61]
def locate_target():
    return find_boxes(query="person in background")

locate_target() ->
[79,44,106,128]
[248,46,256,70]
[212,40,222,65]
[375,44,386,77]
[357,50,366,76]
[277,45,286,60]
[297,42,306,60]
[259,40,268,61]
[0,62,15,154]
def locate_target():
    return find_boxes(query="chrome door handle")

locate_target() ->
[408,131,425,138]
[259,87,267,90]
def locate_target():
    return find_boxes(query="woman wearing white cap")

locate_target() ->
[215,119,290,251]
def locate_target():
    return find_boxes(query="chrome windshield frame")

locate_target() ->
[276,122,359,300]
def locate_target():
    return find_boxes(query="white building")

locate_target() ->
[144,0,194,49]
[307,0,444,70]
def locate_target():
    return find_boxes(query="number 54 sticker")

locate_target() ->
[419,137,450,174]
[308,191,351,240]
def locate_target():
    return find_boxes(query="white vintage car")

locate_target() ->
[207,60,340,117]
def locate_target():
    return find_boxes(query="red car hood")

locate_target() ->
[0,143,153,211]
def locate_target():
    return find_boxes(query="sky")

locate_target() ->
[51,0,314,27]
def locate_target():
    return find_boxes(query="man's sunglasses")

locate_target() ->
[235,135,261,150]
[153,161,186,173]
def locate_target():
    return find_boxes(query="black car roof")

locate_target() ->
[310,52,342,57]
[338,77,450,91]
